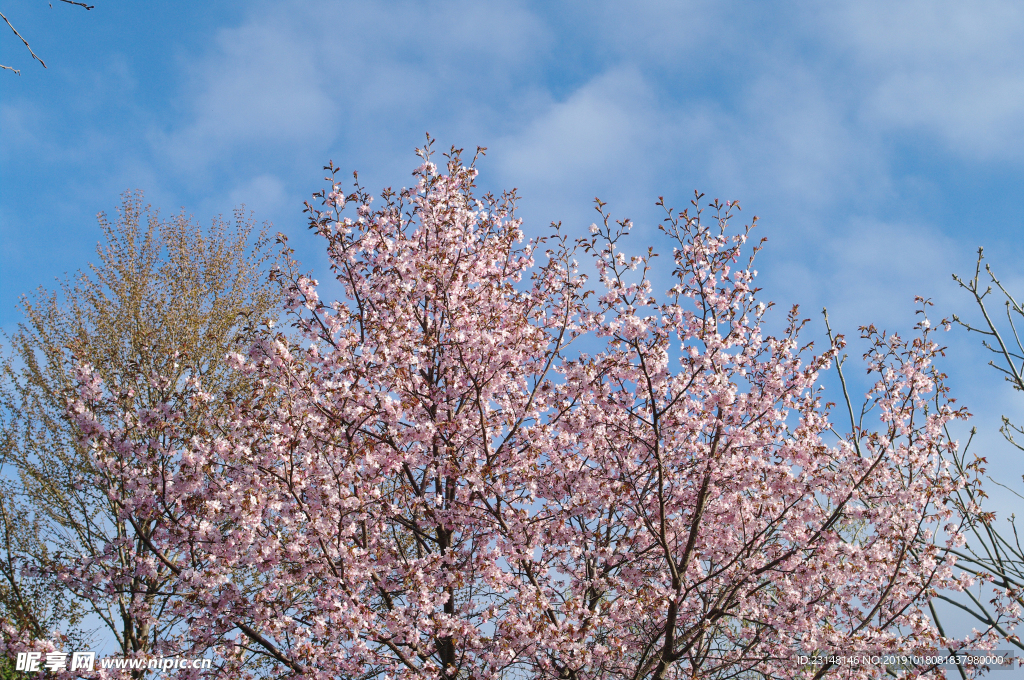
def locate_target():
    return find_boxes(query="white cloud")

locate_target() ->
[820,0,1024,160]
[803,216,960,328]
[0,99,45,159]
[227,173,287,219]
[157,11,338,173]
[493,67,661,193]
[151,0,551,180]
[689,69,881,209]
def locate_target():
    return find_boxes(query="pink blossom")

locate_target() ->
[32,148,984,680]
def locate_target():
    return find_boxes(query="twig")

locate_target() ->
[3,2,94,74]
[1,10,46,70]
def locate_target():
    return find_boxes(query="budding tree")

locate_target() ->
[0,192,280,673]
[55,146,975,679]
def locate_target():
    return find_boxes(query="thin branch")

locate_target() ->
[3,1,94,74]
[0,10,46,69]
[822,308,862,457]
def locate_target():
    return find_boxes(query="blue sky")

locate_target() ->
[4,0,1024,633]
[4,0,1024,329]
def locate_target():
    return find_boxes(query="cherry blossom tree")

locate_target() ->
[54,143,977,679]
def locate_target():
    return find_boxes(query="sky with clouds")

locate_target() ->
[4,0,1024,632]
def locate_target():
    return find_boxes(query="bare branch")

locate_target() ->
[0,10,46,69]
[3,1,94,74]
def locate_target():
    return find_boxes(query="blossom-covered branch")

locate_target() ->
[42,143,983,679]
